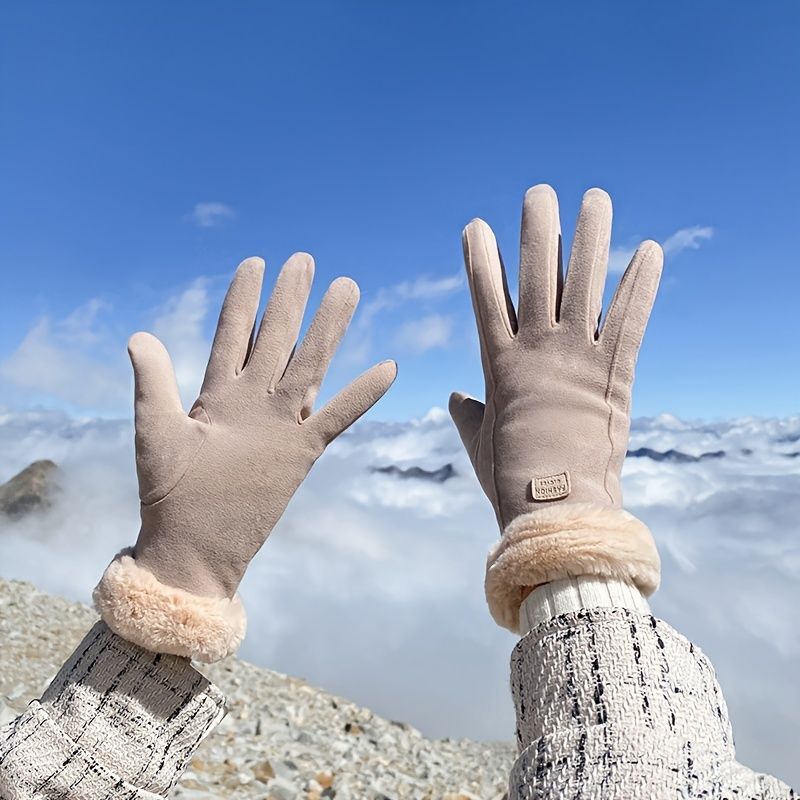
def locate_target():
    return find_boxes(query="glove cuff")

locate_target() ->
[92,548,247,663]
[485,502,660,633]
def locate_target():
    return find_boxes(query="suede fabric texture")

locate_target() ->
[450,185,663,629]
[95,255,396,661]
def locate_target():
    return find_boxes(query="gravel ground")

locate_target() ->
[0,578,513,799]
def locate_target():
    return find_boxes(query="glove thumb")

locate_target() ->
[449,391,485,461]
[128,332,184,422]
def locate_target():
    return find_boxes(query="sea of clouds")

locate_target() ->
[0,407,798,787]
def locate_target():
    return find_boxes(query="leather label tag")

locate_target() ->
[532,471,571,501]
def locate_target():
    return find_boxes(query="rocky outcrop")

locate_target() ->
[0,460,61,519]
[0,578,513,799]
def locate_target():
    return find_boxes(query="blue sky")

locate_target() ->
[1,1,799,421]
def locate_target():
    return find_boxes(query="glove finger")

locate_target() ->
[310,360,397,443]
[128,332,184,419]
[462,219,517,358]
[518,184,563,333]
[600,239,663,384]
[202,257,264,390]
[448,391,485,461]
[246,252,315,389]
[279,276,360,405]
[560,188,612,337]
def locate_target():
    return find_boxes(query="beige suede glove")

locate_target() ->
[94,255,397,662]
[450,185,662,631]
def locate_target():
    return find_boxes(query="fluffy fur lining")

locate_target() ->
[486,503,660,633]
[92,549,247,663]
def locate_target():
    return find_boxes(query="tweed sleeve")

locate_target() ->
[509,608,795,799]
[0,621,226,799]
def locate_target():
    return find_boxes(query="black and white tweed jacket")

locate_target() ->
[0,612,795,799]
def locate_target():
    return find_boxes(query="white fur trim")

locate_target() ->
[93,549,247,663]
[486,503,660,633]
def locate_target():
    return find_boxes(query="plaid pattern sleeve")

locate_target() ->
[509,608,796,799]
[0,621,226,799]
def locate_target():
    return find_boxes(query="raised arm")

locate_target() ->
[0,255,396,799]
[450,184,795,798]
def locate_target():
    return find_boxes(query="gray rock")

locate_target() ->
[0,460,62,519]
[0,577,515,799]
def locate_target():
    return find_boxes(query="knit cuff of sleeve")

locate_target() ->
[519,575,651,633]
[92,548,247,663]
[485,502,660,633]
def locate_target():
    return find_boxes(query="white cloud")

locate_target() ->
[662,224,714,256]
[608,245,638,274]
[151,279,211,407]
[0,280,214,413]
[341,272,464,366]
[393,313,453,354]
[0,266,461,416]
[1,408,799,787]
[363,273,464,318]
[609,225,714,273]
[0,301,128,410]
[58,299,111,346]
[185,202,236,228]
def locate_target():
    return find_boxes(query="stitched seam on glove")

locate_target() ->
[469,228,505,522]
[139,408,211,507]
[601,257,645,506]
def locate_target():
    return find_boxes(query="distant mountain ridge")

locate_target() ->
[372,463,456,483]
[626,447,726,463]
[371,447,733,483]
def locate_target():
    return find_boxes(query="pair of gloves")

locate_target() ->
[94,185,662,662]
